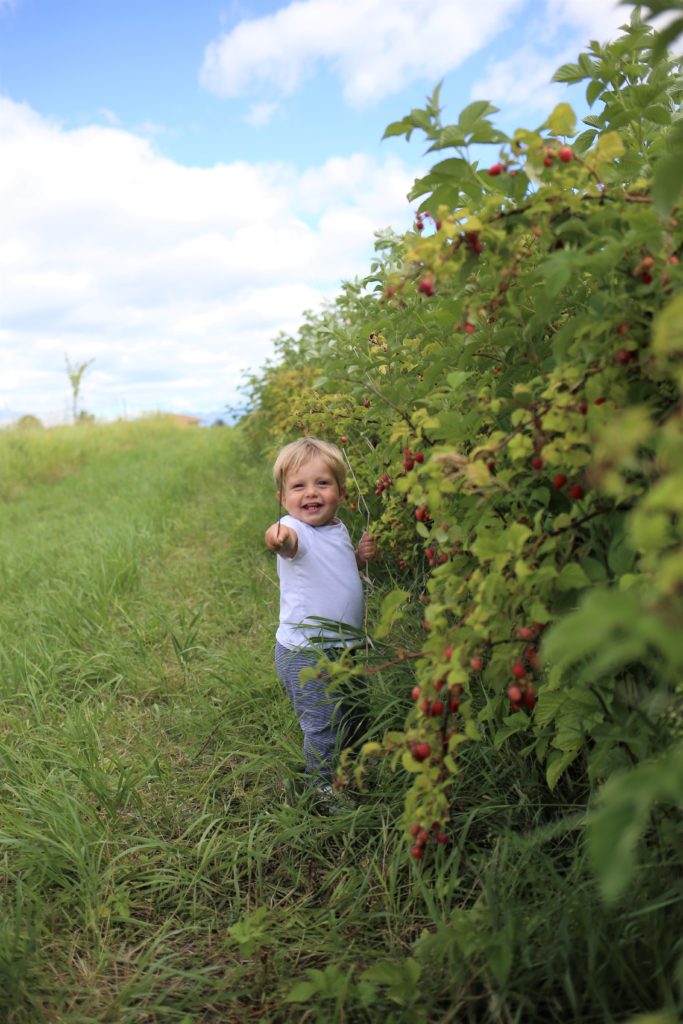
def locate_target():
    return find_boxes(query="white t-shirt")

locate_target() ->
[275,514,364,650]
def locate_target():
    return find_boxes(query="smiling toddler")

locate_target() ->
[264,437,376,795]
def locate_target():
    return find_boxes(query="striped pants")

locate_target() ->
[275,642,350,783]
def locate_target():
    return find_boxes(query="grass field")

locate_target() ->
[0,419,680,1023]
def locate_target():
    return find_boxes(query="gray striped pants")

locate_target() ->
[274,642,348,783]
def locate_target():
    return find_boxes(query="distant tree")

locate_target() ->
[65,355,94,423]
[16,414,44,430]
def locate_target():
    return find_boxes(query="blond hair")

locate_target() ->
[273,437,346,491]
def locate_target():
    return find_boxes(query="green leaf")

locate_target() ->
[607,532,635,576]
[556,562,591,591]
[375,589,409,639]
[586,79,604,107]
[547,102,577,136]
[594,130,625,162]
[383,119,413,141]
[285,981,319,1003]
[458,100,498,133]
[652,291,683,371]
[426,125,467,151]
[546,747,580,789]
[552,62,586,84]
[588,743,683,901]
[644,104,672,125]
[540,253,573,296]
[362,958,421,1006]
[653,152,683,217]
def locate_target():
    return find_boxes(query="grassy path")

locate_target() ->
[0,421,413,1023]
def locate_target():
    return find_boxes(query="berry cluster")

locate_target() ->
[374,470,393,496]
[409,820,449,860]
[463,229,484,255]
[506,624,543,711]
[425,546,448,567]
[402,446,424,472]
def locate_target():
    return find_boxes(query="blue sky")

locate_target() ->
[0,0,630,423]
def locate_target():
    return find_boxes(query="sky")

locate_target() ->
[0,0,633,425]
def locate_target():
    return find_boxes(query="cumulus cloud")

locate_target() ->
[471,0,628,116]
[200,0,526,107]
[200,0,635,115]
[0,97,418,422]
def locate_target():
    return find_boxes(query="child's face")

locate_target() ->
[279,455,344,528]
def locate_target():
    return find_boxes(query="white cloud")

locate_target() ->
[471,0,629,117]
[0,97,418,422]
[545,0,627,39]
[244,101,280,127]
[200,0,526,107]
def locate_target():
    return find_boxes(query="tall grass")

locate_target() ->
[0,419,680,1022]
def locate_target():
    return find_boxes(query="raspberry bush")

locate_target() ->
[245,6,683,896]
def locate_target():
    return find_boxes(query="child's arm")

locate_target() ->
[264,522,298,559]
[356,530,377,569]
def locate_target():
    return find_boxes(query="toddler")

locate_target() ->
[264,438,376,794]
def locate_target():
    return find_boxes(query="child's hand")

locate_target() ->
[356,530,377,567]
[264,522,298,558]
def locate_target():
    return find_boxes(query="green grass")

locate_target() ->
[0,419,680,1022]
